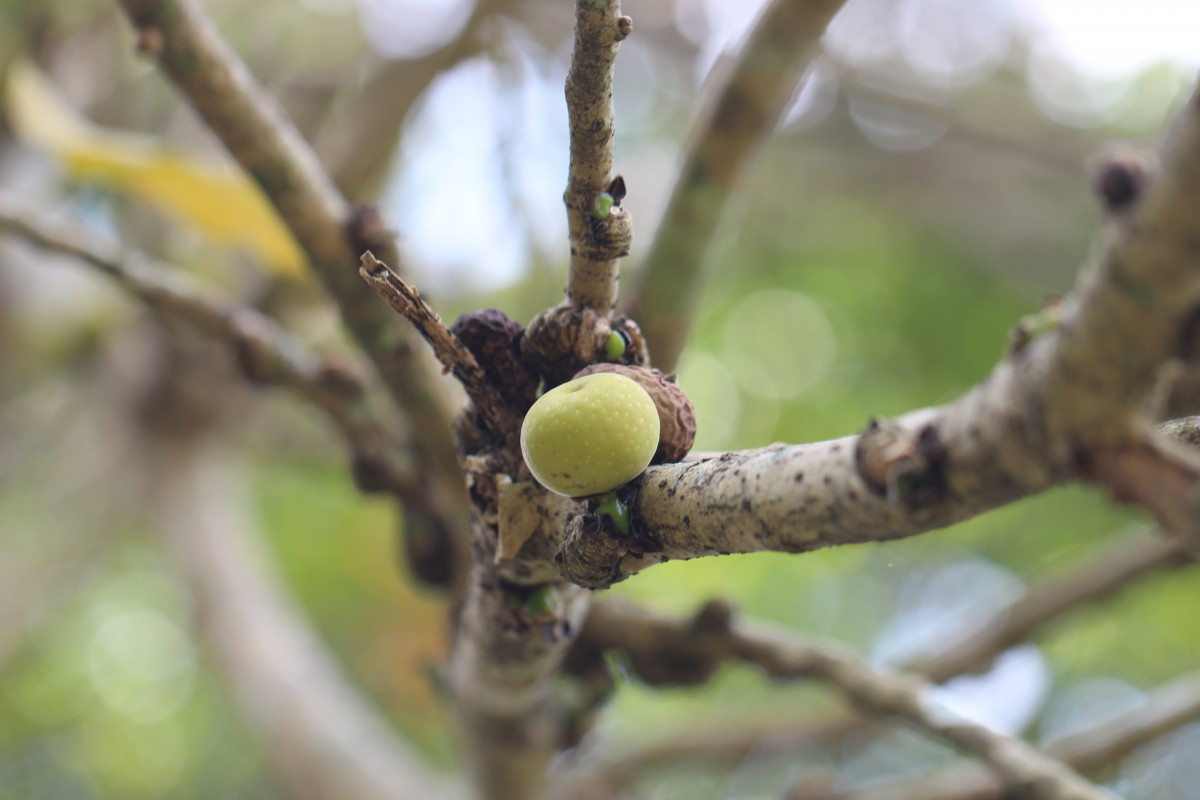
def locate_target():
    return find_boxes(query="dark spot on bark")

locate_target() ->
[830,444,841,453]
[795,472,805,482]
[683,515,691,527]
[893,424,949,509]
[823,476,832,486]
[659,479,668,489]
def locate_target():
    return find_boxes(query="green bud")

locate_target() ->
[595,492,631,536]
[590,192,615,220]
[604,330,627,362]
[523,585,556,617]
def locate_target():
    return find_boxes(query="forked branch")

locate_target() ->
[561,95,1200,586]
[111,0,467,549]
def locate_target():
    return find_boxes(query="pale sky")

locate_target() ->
[364,0,1200,292]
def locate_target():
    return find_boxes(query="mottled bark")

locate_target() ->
[563,0,632,313]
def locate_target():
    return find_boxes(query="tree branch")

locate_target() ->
[825,670,1200,800]
[914,529,1196,683]
[569,528,1195,788]
[110,0,466,540]
[0,197,467,584]
[573,602,1113,800]
[626,0,849,369]
[563,0,633,313]
[560,91,1200,586]
[359,252,515,437]
[146,443,462,800]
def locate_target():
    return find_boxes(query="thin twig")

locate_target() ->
[359,252,512,436]
[563,0,633,313]
[0,197,466,559]
[573,602,1113,800]
[916,530,1195,682]
[626,0,849,369]
[747,631,1115,800]
[825,672,1200,800]
[572,529,1195,787]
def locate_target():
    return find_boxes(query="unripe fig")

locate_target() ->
[520,373,660,497]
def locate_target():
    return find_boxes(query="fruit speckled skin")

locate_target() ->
[520,373,660,497]
[574,363,697,463]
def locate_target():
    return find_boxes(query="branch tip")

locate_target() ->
[1091,143,1157,214]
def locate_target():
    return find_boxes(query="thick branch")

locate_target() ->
[0,198,466,579]
[563,0,633,312]
[147,444,460,800]
[111,0,464,523]
[626,0,848,369]
[561,79,1200,586]
[449,568,590,800]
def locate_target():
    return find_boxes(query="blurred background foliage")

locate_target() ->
[1,0,1199,797]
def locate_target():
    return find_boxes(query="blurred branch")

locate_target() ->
[0,197,467,580]
[825,670,1200,800]
[914,529,1196,682]
[561,93,1200,585]
[829,62,1086,174]
[110,0,468,556]
[316,0,505,198]
[146,443,462,800]
[626,0,849,369]
[563,0,632,313]
[570,601,1112,800]
[0,535,110,667]
[572,528,1196,788]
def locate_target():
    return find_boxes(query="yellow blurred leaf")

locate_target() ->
[5,61,307,278]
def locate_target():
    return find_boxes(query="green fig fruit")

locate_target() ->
[520,373,660,497]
